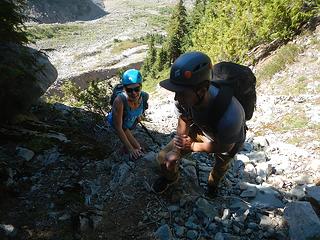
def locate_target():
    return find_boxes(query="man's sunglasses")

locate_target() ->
[125,86,141,93]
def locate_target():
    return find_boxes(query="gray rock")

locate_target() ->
[183,165,198,184]
[229,198,250,211]
[221,208,230,220]
[80,216,90,231]
[246,151,267,163]
[305,186,320,209]
[173,224,185,237]
[215,232,225,240]
[255,162,272,180]
[0,224,17,238]
[195,198,218,219]
[284,201,320,240]
[16,147,35,161]
[186,230,198,240]
[235,154,250,163]
[244,163,257,179]
[241,186,258,198]
[0,44,57,122]
[154,224,173,240]
[290,185,306,200]
[259,215,273,227]
[39,148,60,166]
[198,165,212,172]
[242,142,254,152]
[109,163,131,190]
[181,158,196,166]
[250,186,284,209]
[168,205,179,212]
[253,136,269,149]
[185,221,200,230]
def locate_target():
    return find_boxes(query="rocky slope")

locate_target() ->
[28,0,194,95]
[1,28,319,239]
[1,1,319,239]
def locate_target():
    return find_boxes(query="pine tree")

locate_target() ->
[154,47,168,72]
[166,0,188,63]
[189,0,207,29]
[141,34,157,76]
[0,0,29,44]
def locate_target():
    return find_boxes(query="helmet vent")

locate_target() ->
[193,62,208,72]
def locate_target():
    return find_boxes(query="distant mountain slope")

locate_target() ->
[25,0,107,23]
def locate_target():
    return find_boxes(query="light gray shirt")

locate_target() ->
[175,85,246,144]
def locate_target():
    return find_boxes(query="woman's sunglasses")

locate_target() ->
[125,86,141,93]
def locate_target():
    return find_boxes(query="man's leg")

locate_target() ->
[207,142,242,195]
[153,124,205,193]
[152,140,180,193]
[156,140,180,181]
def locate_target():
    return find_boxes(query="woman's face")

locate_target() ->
[125,83,141,101]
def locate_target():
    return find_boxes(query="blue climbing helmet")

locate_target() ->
[122,69,142,86]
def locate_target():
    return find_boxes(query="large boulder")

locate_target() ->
[0,44,58,122]
[25,0,107,23]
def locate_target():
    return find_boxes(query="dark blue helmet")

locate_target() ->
[160,51,212,92]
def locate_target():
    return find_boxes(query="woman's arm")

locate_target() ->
[112,96,135,152]
[113,96,143,159]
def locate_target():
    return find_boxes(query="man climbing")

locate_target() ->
[152,51,247,196]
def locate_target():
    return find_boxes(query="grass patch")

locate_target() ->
[256,43,303,85]
[275,113,309,132]
[26,24,84,42]
[159,6,174,15]
[111,40,143,54]
[282,76,307,95]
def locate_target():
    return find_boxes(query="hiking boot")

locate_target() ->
[206,184,218,198]
[152,176,178,194]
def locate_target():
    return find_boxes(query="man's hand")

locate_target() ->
[164,151,180,170]
[173,134,193,151]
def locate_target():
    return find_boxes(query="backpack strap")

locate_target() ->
[118,93,129,115]
[208,83,234,131]
[118,92,148,115]
[140,91,149,113]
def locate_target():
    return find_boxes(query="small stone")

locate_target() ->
[16,147,34,161]
[186,230,198,240]
[154,224,173,240]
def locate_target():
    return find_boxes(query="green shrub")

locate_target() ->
[190,0,317,64]
[47,80,110,115]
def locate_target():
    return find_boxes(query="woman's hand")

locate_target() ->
[129,147,144,160]
[173,134,193,151]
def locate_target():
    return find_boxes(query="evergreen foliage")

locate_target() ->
[166,0,188,63]
[154,47,168,72]
[141,0,189,82]
[184,0,207,50]
[189,0,207,29]
[141,35,157,77]
[190,0,318,64]
[0,0,29,44]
